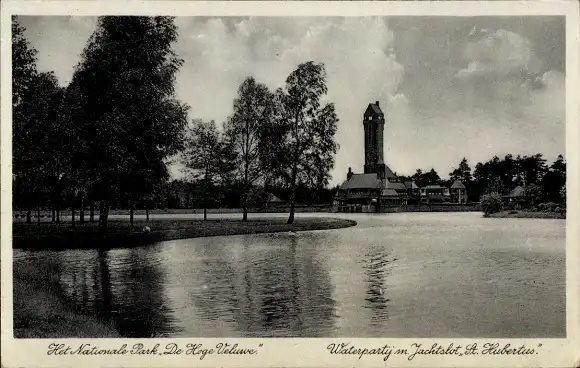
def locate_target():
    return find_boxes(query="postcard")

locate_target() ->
[1,1,579,367]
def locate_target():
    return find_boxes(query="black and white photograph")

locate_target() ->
[2,1,579,366]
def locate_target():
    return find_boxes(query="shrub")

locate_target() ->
[480,193,503,215]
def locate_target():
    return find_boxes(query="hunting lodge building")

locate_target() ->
[333,101,467,213]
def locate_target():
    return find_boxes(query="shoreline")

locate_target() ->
[13,217,357,250]
[485,210,566,219]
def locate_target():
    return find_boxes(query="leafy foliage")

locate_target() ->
[224,77,276,220]
[480,193,503,215]
[275,61,339,223]
[182,119,231,220]
[67,16,188,228]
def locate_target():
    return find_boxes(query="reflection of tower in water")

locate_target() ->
[362,245,393,325]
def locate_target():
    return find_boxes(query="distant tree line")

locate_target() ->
[12,16,339,227]
[399,154,566,204]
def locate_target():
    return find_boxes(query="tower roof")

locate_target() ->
[450,180,466,189]
[365,101,384,116]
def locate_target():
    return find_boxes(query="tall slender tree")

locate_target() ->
[277,62,339,224]
[225,77,275,221]
[182,119,226,221]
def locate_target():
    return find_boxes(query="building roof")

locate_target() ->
[266,193,284,203]
[339,173,382,190]
[381,188,399,197]
[385,180,406,191]
[365,101,384,116]
[383,164,397,180]
[505,185,526,198]
[404,181,419,189]
[423,185,445,190]
[450,180,466,189]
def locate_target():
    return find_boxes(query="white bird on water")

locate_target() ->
[288,231,297,236]
[143,226,151,233]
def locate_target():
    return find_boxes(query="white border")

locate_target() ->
[1,1,579,367]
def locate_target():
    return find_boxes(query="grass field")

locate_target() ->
[13,217,357,250]
[485,210,566,219]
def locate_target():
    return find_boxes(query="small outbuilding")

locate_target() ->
[450,180,468,204]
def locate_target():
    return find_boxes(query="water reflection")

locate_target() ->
[362,245,392,325]
[56,246,181,337]
[188,234,336,336]
[12,212,566,337]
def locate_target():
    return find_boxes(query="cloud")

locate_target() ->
[20,16,97,86]
[456,29,542,81]
[173,17,406,183]
[22,17,565,185]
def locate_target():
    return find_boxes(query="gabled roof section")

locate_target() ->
[451,180,466,189]
[383,164,397,180]
[384,180,406,191]
[365,102,384,117]
[266,193,284,203]
[339,173,382,190]
[505,185,526,197]
[381,188,399,197]
[404,181,419,189]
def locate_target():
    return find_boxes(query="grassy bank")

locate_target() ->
[13,259,119,338]
[13,217,357,250]
[13,206,333,219]
[485,210,566,219]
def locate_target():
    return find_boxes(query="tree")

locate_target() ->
[69,16,188,231]
[426,168,441,185]
[560,184,566,204]
[12,17,38,109]
[12,17,39,223]
[541,155,566,203]
[182,119,227,221]
[225,77,275,221]
[525,183,542,207]
[449,157,472,183]
[277,61,339,224]
[480,193,503,216]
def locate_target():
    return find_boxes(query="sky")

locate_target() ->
[19,16,566,186]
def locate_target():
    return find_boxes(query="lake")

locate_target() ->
[13,212,566,337]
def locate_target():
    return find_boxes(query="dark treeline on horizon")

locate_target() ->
[12,16,339,227]
[398,153,566,204]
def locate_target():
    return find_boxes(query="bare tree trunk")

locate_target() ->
[26,208,32,224]
[203,175,208,221]
[51,207,55,222]
[287,158,298,224]
[72,202,76,229]
[129,199,134,229]
[79,194,85,224]
[36,208,40,226]
[287,191,296,224]
[98,200,109,232]
[56,199,61,223]
[243,192,248,222]
[146,208,149,221]
[90,203,95,222]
